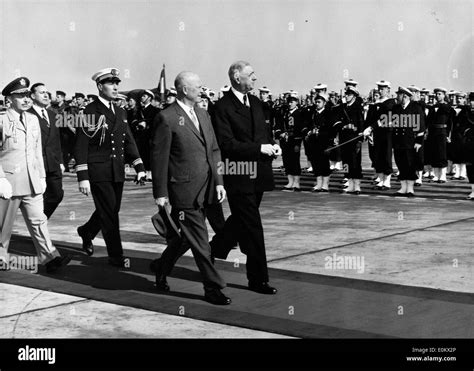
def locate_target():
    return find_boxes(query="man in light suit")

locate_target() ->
[28,83,65,219]
[0,77,71,273]
[212,61,280,295]
[150,71,231,305]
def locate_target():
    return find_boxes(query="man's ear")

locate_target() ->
[234,72,240,84]
[97,83,103,93]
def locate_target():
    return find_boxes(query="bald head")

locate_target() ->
[174,71,203,105]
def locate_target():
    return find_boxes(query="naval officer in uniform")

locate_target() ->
[74,68,146,267]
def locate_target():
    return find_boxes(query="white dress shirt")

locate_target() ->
[177,99,200,130]
[231,87,250,107]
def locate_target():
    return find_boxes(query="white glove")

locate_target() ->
[138,121,146,129]
[60,164,65,174]
[79,180,91,196]
[272,144,282,156]
[0,178,13,199]
[260,144,275,156]
[155,197,169,209]
[363,127,372,137]
[414,143,422,152]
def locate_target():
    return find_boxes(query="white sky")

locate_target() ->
[0,0,472,98]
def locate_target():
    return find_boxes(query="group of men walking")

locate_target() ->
[0,61,280,306]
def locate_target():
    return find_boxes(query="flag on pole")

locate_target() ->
[157,64,166,102]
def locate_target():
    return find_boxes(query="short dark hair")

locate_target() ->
[30,82,45,94]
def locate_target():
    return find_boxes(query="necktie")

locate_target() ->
[42,109,50,127]
[189,108,200,130]
[19,113,25,126]
[243,94,250,107]
[109,101,115,114]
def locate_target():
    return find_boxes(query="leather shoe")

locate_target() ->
[248,282,278,295]
[155,275,170,292]
[77,226,94,256]
[108,256,129,268]
[149,258,161,273]
[46,255,72,273]
[204,288,231,305]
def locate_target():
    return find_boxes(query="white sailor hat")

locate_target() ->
[314,83,327,90]
[345,86,359,96]
[420,88,430,94]
[407,85,421,92]
[287,91,299,101]
[315,92,329,102]
[344,79,358,86]
[116,93,127,100]
[456,91,466,98]
[447,89,458,96]
[376,80,391,88]
[142,89,155,99]
[396,86,413,97]
[91,68,121,84]
[259,86,270,93]
[433,87,447,94]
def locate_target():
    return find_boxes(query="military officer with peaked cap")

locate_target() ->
[0,77,71,272]
[75,68,146,267]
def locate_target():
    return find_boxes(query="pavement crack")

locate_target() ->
[268,216,474,263]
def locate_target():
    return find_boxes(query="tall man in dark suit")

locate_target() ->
[74,68,146,267]
[212,61,281,295]
[150,71,230,305]
[28,83,65,218]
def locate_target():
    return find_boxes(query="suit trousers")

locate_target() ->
[44,168,64,219]
[81,181,124,258]
[0,193,59,264]
[160,207,226,290]
[223,192,269,283]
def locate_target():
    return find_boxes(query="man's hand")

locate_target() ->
[155,197,169,209]
[135,171,146,185]
[79,180,91,196]
[414,143,422,152]
[0,178,13,199]
[260,144,275,156]
[447,137,451,144]
[60,164,65,174]
[363,127,372,137]
[216,185,226,203]
[272,144,282,156]
[138,121,146,129]
[40,178,47,193]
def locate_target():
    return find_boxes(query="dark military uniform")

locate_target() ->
[392,101,426,181]
[74,99,144,258]
[460,105,474,183]
[138,103,160,171]
[425,102,454,168]
[332,101,364,180]
[370,98,396,177]
[275,106,305,176]
[303,107,333,177]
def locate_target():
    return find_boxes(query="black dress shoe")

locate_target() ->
[46,255,72,273]
[406,192,414,197]
[77,226,94,256]
[108,256,128,268]
[155,276,170,291]
[204,288,231,305]
[293,187,301,192]
[248,282,278,295]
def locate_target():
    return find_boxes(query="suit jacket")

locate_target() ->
[0,109,45,196]
[213,91,275,194]
[74,99,144,182]
[28,106,63,173]
[151,101,223,209]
